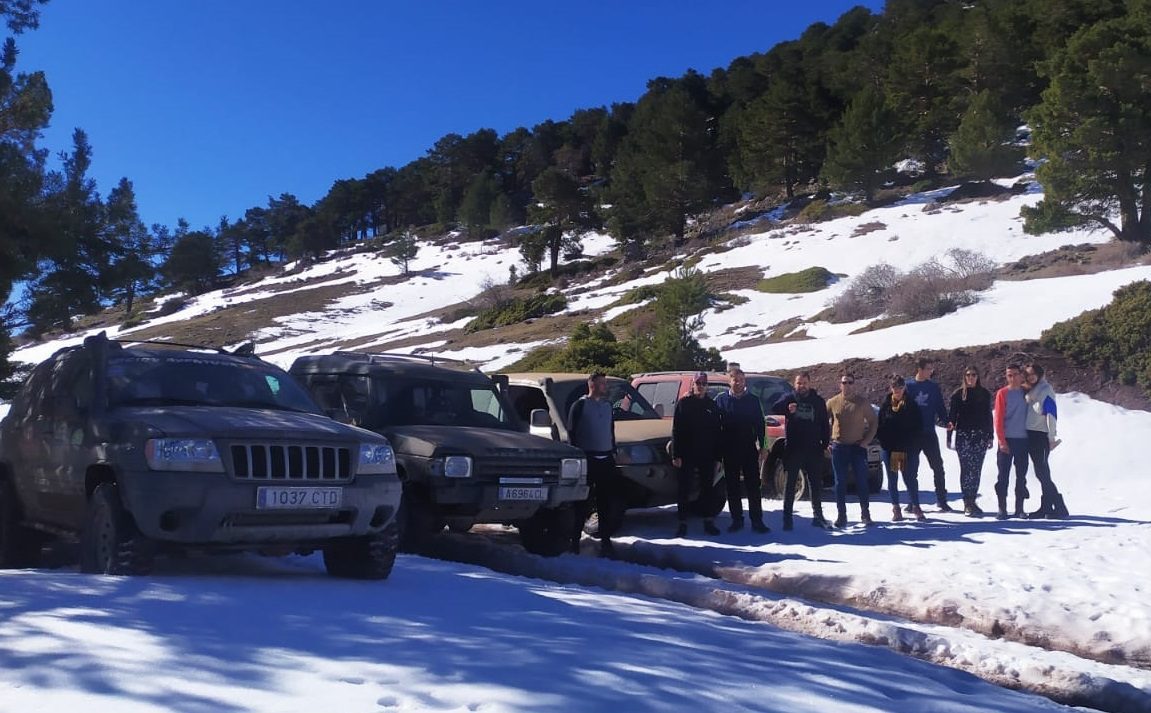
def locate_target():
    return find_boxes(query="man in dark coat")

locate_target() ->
[771,371,831,530]
[716,368,769,533]
[671,372,722,537]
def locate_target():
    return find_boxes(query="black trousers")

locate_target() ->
[677,458,720,520]
[916,428,947,497]
[783,448,826,520]
[723,446,763,523]
[1026,430,1062,509]
[574,454,625,543]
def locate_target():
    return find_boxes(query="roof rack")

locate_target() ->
[331,350,484,374]
[108,337,257,357]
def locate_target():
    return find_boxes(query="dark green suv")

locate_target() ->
[288,352,588,557]
[0,334,402,578]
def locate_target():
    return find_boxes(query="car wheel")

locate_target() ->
[519,505,575,557]
[396,486,442,553]
[770,459,812,502]
[323,521,398,580]
[80,483,153,575]
[0,478,43,569]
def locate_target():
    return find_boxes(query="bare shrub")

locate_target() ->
[471,275,515,312]
[829,249,995,323]
[828,263,901,321]
[945,248,997,290]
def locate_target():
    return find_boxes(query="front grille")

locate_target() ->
[473,458,560,481]
[229,443,352,481]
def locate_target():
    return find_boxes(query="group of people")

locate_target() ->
[565,358,1068,557]
[816,356,1068,528]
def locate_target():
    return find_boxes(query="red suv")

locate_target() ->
[631,371,882,499]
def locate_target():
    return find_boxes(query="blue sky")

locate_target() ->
[17,1,883,231]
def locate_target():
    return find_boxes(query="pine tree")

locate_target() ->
[104,177,156,318]
[822,85,902,203]
[459,171,500,239]
[884,27,965,175]
[161,230,221,295]
[528,167,593,273]
[386,229,419,275]
[1023,4,1151,244]
[947,90,1021,181]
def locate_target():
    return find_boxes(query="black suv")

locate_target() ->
[288,352,589,557]
[0,334,402,578]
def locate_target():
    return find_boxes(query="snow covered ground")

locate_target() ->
[3,177,1151,711]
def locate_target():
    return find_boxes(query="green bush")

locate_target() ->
[756,266,835,293]
[1041,281,1151,394]
[794,200,869,224]
[465,293,568,333]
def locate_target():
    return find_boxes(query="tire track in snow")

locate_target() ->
[421,532,1151,713]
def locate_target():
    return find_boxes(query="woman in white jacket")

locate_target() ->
[1023,363,1068,518]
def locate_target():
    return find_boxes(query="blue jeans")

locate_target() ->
[831,442,870,516]
[881,448,920,507]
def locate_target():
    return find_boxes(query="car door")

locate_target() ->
[39,350,93,525]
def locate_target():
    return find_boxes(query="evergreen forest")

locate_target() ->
[2,0,1151,390]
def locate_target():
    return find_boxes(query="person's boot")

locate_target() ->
[1012,495,1026,519]
[702,519,720,536]
[751,518,770,534]
[1027,496,1051,520]
[860,508,873,526]
[727,516,745,533]
[936,493,954,512]
[811,511,830,529]
[892,504,904,522]
[782,513,794,531]
[996,494,1008,520]
[1051,494,1069,518]
[912,505,926,521]
[833,509,848,528]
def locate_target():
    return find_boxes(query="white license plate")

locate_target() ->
[498,486,548,501]
[256,487,343,509]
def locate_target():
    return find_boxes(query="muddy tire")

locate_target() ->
[0,478,42,569]
[80,483,154,575]
[519,505,575,557]
[397,486,443,553]
[323,521,398,580]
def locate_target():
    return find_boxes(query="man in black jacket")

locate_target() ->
[717,368,769,533]
[671,372,722,537]
[771,372,832,530]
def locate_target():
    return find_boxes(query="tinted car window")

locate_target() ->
[563,379,661,422]
[106,355,320,413]
[747,376,794,412]
[368,377,518,430]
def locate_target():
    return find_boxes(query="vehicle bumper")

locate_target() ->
[119,472,402,545]
[430,480,588,522]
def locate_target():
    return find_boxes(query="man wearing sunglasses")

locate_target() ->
[826,371,878,528]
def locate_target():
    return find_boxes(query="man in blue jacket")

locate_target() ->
[716,368,769,533]
[905,357,952,511]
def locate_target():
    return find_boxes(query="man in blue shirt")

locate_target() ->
[905,357,952,511]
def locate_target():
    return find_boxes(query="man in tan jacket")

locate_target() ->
[826,371,879,528]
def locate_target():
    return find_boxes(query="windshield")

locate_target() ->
[747,376,794,413]
[365,376,519,430]
[106,355,321,413]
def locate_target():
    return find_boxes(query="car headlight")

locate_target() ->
[439,455,473,478]
[145,438,224,473]
[560,457,586,481]
[615,444,656,465]
[358,443,397,475]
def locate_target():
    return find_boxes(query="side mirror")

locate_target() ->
[528,408,554,440]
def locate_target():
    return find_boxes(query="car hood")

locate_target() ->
[113,406,381,442]
[614,418,672,445]
[381,425,582,459]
